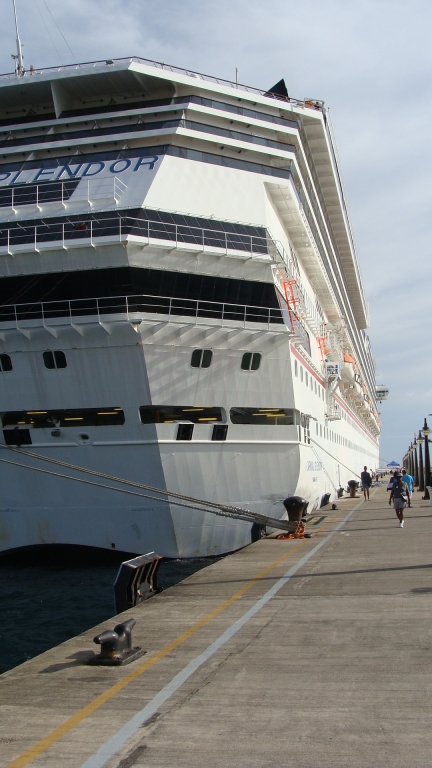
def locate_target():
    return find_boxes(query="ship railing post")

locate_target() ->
[7,228,11,255]
[62,222,65,249]
[36,183,39,210]
[202,227,205,252]
[119,216,122,243]
[11,186,14,211]
[125,295,128,321]
[68,299,71,326]
[90,218,93,247]
[169,296,172,320]
[34,225,37,252]
[221,301,225,325]
[225,231,228,256]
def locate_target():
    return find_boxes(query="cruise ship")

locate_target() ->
[0,55,380,557]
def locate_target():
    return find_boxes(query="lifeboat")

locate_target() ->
[341,354,355,384]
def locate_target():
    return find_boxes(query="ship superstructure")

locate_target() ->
[0,57,379,556]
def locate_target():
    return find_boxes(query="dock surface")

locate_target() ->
[1,485,432,768]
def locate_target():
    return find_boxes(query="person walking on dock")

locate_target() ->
[402,469,414,494]
[360,466,372,500]
[389,473,410,528]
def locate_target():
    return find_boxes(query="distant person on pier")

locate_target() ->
[360,466,372,500]
[402,469,414,494]
[389,473,410,528]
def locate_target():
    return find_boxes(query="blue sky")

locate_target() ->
[1,0,431,464]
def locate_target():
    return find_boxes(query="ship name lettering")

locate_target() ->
[0,155,160,188]
[306,461,322,471]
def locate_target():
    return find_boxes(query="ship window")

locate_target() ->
[300,367,303,382]
[2,408,124,428]
[0,354,12,372]
[230,408,299,425]
[191,349,213,368]
[241,352,261,371]
[139,405,224,424]
[43,350,67,369]
[305,372,308,386]
[294,360,298,377]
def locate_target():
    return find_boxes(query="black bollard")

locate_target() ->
[89,618,146,666]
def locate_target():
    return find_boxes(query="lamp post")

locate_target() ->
[413,436,419,486]
[408,444,414,477]
[417,430,425,492]
[423,418,431,499]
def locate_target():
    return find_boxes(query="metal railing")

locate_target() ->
[0,210,324,337]
[0,177,127,211]
[0,292,284,330]
[0,215,269,256]
[0,57,322,112]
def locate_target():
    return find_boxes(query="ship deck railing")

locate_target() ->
[0,292,286,333]
[0,57,323,113]
[0,214,274,261]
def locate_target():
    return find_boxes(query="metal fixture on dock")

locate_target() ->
[114,552,163,615]
[89,618,145,666]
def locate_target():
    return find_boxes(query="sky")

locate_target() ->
[1,0,431,465]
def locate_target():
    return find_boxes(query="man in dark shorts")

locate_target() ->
[360,466,372,500]
[389,473,411,528]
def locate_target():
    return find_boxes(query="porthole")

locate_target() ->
[191,349,213,368]
[43,350,67,370]
[0,354,12,372]
[241,352,261,371]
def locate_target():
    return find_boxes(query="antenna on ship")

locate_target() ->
[11,0,25,77]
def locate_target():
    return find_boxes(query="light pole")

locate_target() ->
[408,444,414,477]
[413,436,419,486]
[423,418,431,499]
[417,430,425,492]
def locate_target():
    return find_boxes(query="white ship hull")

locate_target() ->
[0,57,379,557]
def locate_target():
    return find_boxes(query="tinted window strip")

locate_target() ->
[0,145,292,185]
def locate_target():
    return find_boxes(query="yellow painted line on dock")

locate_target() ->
[5,505,354,768]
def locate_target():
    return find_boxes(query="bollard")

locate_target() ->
[277,496,312,539]
[283,495,309,521]
[347,480,358,498]
[89,618,146,666]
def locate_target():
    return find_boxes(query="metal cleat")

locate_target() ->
[89,618,146,666]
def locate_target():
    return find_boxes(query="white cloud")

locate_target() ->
[1,0,431,463]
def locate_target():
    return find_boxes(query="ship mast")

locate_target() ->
[12,0,24,77]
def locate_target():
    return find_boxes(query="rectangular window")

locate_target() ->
[140,406,224,424]
[43,350,67,369]
[191,349,213,368]
[2,408,124,428]
[241,352,261,371]
[230,408,299,425]
[294,360,298,377]
[0,354,12,372]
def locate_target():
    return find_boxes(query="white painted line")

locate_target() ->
[80,499,364,768]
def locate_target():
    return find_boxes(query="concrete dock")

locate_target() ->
[1,485,432,768]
